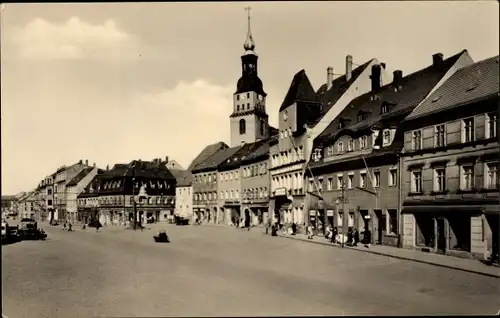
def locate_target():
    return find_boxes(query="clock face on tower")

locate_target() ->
[283,110,288,121]
[258,95,263,101]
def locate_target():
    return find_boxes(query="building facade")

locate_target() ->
[192,146,242,224]
[269,56,389,231]
[66,167,102,222]
[217,165,241,225]
[401,55,499,261]
[77,159,176,225]
[306,50,473,243]
[170,169,194,221]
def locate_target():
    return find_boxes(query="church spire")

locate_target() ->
[243,6,255,52]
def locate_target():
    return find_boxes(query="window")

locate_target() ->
[239,119,246,134]
[412,130,422,150]
[486,162,498,189]
[382,130,391,146]
[236,95,240,101]
[260,119,265,136]
[337,142,344,154]
[214,192,217,200]
[381,104,389,114]
[373,170,380,187]
[435,124,445,147]
[237,105,240,111]
[317,178,323,192]
[461,165,474,190]
[434,167,446,192]
[337,175,344,189]
[337,210,343,226]
[247,103,250,109]
[411,170,422,193]
[246,93,250,98]
[47,199,52,206]
[360,172,367,188]
[462,118,474,142]
[347,174,354,189]
[389,169,397,187]
[47,188,52,195]
[326,146,334,157]
[486,113,497,139]
[360,136,367,149]
[348,212,354,227]
[347,139,354,152]
[327,177,333,191]
[308,179,314,192]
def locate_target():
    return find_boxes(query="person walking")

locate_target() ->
[307,224,314,240]
[364,227,372,248]
[332,227,338,244]
[63,222,67,231]
[68,222,73,232]
[291,222,297,236]
[353,228,360,247]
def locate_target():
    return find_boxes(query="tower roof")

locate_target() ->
[243,6,256,52]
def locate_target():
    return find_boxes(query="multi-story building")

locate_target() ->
[306,50,473,243]
[192,146,242,223]
[269,55,390,230]
[188,142,228,172]
[53,160,93,221]
[65,166,102,222]
[1,195,17,218]
[77,159,176,225]
[217,155,242,225]
[18,191,39,219]
[170,169,193,220]
[401,55,499,261]
[240,138,274,226]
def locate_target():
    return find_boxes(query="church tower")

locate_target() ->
[230,7,269,147]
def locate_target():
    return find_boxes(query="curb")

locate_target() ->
[278,234,500,279]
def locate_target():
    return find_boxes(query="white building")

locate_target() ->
[170,169,193,221]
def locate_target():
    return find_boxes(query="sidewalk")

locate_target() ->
[278,232,500,279]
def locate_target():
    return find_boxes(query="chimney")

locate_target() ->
[432,53,444,66]
[370,64,382,91]
[345,55,353,82]
[380,62,386,69]
[79,159,82,164]
[326,67,334,90]
[93,162,96,168]
[393,70,403,84]
[165,156,169,163]
[85,159,89,166]
[106,164,109,171]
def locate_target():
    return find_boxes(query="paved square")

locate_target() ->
[2,224,499,317]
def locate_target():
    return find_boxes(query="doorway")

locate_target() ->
[374,209,385,244]
[244,209,251,227]
[436,218,446,253]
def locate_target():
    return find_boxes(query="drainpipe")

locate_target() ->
[397,152,403,248]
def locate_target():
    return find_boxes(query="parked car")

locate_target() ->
[174,216,190,226]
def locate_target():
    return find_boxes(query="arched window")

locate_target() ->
[239,119,246,135]
[260,119,265,136]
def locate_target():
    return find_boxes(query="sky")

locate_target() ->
[1,1,499,195]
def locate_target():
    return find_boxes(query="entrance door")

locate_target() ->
[436,218,446,253]
[374,210,384,244]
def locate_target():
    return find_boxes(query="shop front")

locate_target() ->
[224,201,240,225]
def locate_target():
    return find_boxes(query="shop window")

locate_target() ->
[387,209,398,235]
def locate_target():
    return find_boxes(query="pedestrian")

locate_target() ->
[63,222,67,231]
[291,222,297,236]
[307,224,314,240]
[332,227,338,244]
[347,227,353,246]
[353,228,360,247]
[364,227,372,248]
[68,222,73,232]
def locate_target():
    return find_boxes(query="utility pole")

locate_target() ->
[340,180,347,248]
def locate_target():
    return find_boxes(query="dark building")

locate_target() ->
[77,159,176,225]
[306,50,472,244]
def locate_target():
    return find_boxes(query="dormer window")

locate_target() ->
[347,139,354,152]
[337,142,344,154]
[382,129,393,146]
[357,114,364,122]
[381,104,389,114]
[338,120,344,129]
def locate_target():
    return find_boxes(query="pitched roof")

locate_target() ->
[405,55,499,121]
[218,139,270,171]
[315,50,467,144]
[165,160,184,170]
[279,69,319,112]
[311,59,374,126]
[192,145,243,173]
[169,169,193,187]
[188,141,229,172]
[66,167,95,187]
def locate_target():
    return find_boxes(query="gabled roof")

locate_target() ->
[66,167,97,187]
[218,139,270,171]
[240,137,274,166]
[192,145,243,173]
[405,55,499,121]
[315,50,467,144]
[279,69,319,112]
[312,59,374,126]
[169,169,193,187]
[188,141,229,172]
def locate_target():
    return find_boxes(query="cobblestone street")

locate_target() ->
[2,224,499,317]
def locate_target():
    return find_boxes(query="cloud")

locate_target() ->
[7,17,140,60]
[1,78,235,194]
